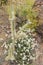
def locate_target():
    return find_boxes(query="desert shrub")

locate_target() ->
[3,26,38,65]
[14,31,38,65]
[15,0,38,31]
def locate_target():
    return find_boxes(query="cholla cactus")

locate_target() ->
[5,0,16,61]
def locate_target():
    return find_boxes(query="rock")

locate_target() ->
[36,24,43,42]
[33,0,43,24]
[33,0,43,64]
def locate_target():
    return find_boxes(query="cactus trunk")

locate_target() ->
[5,0,16,61]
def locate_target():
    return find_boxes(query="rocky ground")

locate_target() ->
[0,0,43,65]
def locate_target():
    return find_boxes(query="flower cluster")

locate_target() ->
[2,25,38,65]
[14,31,38,65]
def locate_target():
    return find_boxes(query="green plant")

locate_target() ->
[4,27,38,65]
[14,31,37,65]
[15,0,38,30]
[0,0,8,5]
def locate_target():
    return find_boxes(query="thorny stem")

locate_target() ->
[5,0,16,61]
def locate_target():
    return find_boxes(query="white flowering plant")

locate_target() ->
[14,31,38,65]
[3,25,38,65]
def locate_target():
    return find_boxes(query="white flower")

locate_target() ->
[20,53,22,56]
[18,44,21,48]
[28,39,31,43]
[26,49,29,52]
[23,53,25,55]
[22,55,26,60]
[23,47,26,50]
[28,59,29,61]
